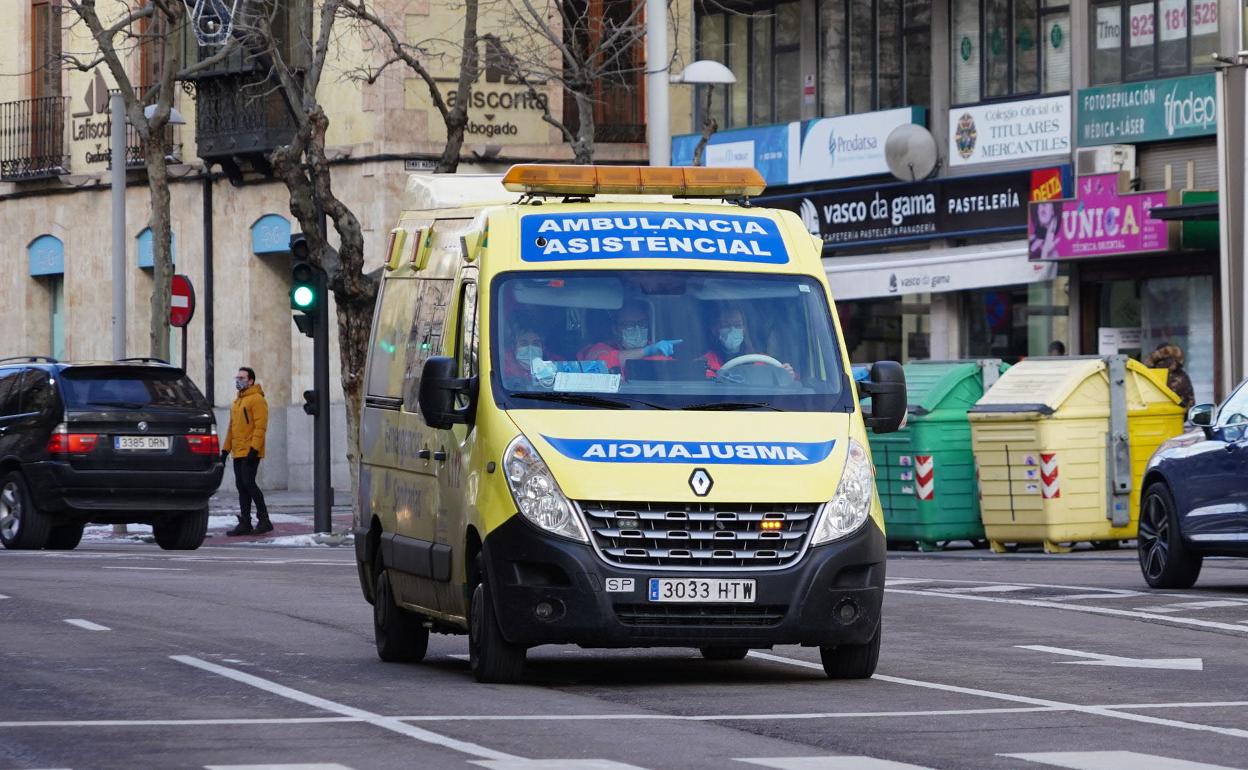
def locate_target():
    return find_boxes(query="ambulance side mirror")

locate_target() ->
[860,361,906,434]
[418,356,477,430]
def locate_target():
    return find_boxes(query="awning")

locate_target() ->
[824,241,1057,300]
[1150,202,1219,221]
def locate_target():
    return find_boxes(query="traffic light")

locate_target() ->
[289,234,324,338]
[302,389,318,416]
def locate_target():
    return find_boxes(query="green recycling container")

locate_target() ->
[869,360,1005,551]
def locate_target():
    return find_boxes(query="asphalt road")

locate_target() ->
[3,542,1248,770]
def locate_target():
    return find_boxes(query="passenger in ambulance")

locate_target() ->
[578,300,683,373]
[701,305,796,381]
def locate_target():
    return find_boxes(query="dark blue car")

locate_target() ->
[1138,381,1248,588]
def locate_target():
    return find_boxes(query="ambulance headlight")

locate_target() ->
[812,439,874,545]
[504,435,588,543]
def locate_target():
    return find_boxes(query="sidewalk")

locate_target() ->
[82,489,354,547]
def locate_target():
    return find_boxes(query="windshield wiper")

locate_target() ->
[680,400,783,412]
[510,392,668,410]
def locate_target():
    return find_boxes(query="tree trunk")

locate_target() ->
[437,0,479,173]
[572,90,595,164]
[144,135,173,362]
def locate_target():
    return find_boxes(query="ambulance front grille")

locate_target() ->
[577,501,819,570]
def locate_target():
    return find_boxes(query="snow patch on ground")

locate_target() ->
[231,533,354,547]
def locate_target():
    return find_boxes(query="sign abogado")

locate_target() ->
[949,96,1071,166]
[762,167,1068,252]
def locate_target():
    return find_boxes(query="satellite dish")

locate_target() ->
[884,124,939,182]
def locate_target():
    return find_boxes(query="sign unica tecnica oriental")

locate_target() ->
[1028,172,1176,260]
[1077,73,1217,145]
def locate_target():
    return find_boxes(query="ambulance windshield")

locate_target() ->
[491,271,852,412]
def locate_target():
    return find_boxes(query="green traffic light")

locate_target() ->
[292,285,316,308]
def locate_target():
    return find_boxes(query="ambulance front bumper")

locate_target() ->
[481,514,885,649]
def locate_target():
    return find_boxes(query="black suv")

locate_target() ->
[0,357,224,551]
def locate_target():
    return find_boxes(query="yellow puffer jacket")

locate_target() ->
[223,384,268,459]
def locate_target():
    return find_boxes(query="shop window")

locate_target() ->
[818,0,929,116]
[560,0,647,144]
[1091,0,1217,84]
[952,0,1070,105]
[839,295,932,364]
[696,1,802,129]
[964,275,1069,362]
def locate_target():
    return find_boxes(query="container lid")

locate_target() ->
[902,361,983,415]
[970,357,1182,415]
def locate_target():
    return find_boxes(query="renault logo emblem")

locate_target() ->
[689,468,713,497]
[137,421,149,433]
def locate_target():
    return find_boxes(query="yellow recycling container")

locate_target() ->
[968,356,1184,554]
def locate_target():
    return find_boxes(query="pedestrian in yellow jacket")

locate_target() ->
[221,367,272,536]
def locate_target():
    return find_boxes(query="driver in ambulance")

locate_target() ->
[702,305,796,380]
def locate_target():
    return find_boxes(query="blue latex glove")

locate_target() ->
[643,339,683,357]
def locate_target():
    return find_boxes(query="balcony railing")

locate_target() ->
[190,71,297,166]
[0,96,70,181]
[108,88,181,169]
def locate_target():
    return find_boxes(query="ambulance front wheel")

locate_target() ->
[373,567,429,663]
[819,625,881,679]
[470,559,527,683]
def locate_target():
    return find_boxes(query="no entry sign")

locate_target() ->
[170,274,196,328]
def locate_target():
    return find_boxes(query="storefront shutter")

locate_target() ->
[1138,141,1218,190]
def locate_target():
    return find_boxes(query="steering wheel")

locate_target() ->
[716,353,786,373]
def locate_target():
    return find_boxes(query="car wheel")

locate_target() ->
[153,509,209,551]
[372,564,429,663]
[45,522,85,550]
[0,472,51,550]
[1138,483,1202,589]
[700,646,749,661]
[468,558,526,683]
[819,624,881,679]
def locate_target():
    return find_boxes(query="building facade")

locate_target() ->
[678,0,1236,403]
[0,0,695,492]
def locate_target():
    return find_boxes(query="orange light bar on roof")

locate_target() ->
[501,164,766,197]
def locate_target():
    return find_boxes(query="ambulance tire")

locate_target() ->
[469,559,526,683]
[373,567,429,663]
[819,625,881,679]
[700,646,749,661]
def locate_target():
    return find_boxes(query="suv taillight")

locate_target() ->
[47,433,99,454]
[185,434,220,455]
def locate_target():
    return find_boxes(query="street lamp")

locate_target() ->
[669,61,737,168]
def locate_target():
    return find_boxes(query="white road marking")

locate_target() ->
[1017,645,1204,671]
[1140,600,1248,613]
[473,761,651,770]
[1002,750,1244,769]
[0,717,359,728]
[101,566,189,572]
[171,655,519,761]
[205,765,356,770]
[886,587,1248,634]
[936,585,1030,593]
[1048,592,1148,602]
[63,619,110,631]
[0,593,9,599]
[738,758,937,769]
[747,652,1248,740]
[883,578,932,586]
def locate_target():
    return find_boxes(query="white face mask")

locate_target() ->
[620,324,649,350]
[719,327,744,353]
[234,378,249,391]
[515,345,542,369]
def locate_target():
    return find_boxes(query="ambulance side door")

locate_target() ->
[431,266,479,616]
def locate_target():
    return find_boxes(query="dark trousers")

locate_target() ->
[233,456,269,520]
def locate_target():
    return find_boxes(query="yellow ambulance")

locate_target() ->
[355,165,905,683]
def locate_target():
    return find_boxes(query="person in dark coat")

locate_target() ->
[1144,343,1195,409]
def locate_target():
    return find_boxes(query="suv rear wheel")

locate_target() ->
[0,472,51,550]
[45,522,85,550]
[153,509,209,550]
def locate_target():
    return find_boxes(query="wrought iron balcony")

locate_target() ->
[107,88,182,170]
[187,70,296,181]
[0,97,70,181]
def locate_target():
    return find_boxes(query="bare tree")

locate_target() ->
[492,0,650,164]
[64,0,235,360]
[339,0,480,173]
[237,0,375,490]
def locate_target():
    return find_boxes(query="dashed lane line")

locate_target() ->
[1139,600,1248,614]
[1003,751,1245,769]
[747,651,1248,741]
[886,586,1248,634]
[472,762,650,770]
[63,619,110,631]
[170,655,519,762]
[101,566,189,572]
[738,758,937,769]
[205,764,356,770]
